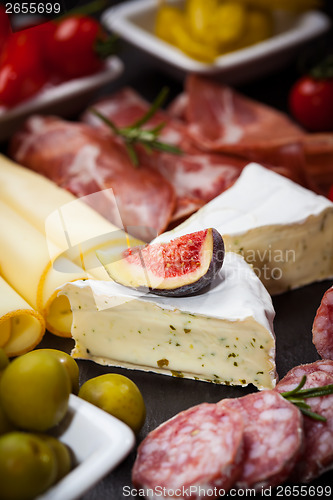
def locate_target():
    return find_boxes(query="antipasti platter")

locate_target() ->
[0,1,333,499]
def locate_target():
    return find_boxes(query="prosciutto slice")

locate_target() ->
[145,151,245,221]
[167,76,314,188]
[182,75,305,154]
[302,134,333,195]
[9,116,175,242]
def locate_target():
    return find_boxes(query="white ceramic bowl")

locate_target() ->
[36,394,135,500]
[0,56,123,142]
[102,0,331,83]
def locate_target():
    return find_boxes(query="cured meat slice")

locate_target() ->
[9,116,175,242]
[139,150,245,221]
[82,87,247,221]
[302,134,333,195]
[132,403,244,498]
[184,75,304,154]
[81,87,187,149]
[276,370,333,483]
[312,286,333,359]
[218,390,303,490]
[276,360,333,386]
[167,92,188,121]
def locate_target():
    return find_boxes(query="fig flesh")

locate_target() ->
[98,228,224,297]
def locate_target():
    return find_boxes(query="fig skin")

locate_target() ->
[101,228,225,298]
[148,229,224,297]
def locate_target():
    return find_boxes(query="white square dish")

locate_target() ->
[102,0,331,83]
[37,394,135,500]
[0,56,123,142]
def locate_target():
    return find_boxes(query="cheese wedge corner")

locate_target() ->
[157,163,333,295]
[60,252,277,390]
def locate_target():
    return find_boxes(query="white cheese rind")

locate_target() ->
[155,163,333,294]
[60,252,276,389]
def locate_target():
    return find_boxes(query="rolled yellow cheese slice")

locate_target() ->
[0,155,143,338]
[0,200,90,337]
[0,155,142,279]
[0,276,45,357]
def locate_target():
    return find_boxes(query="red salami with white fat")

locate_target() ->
[276,360,333,386]
[312,286,333,360]
[276,370,333,483]
[132,403,244,499]
[218,390,303,490]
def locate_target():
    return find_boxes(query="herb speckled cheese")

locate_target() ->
[60,252,276,390]
[156,163,333,295]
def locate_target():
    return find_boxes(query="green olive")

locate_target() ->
[36,349,80,394]
[0,432,57,500]
[37,435,72,482]
[78,373,146,434]
[0,348,9,378]
[0,399,16,436]
[0,350,71,432]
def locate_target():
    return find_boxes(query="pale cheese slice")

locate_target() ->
[0,155,142,279]
[0,276,45,357]
[0,200,90,336]
[0,155,143,337]
[60,252,277,390]
[155,163,333,294]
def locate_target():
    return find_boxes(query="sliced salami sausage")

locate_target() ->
[276,370,333,483]
[312,286,333,360]
[218,390,303,490]
[276,359,333,388]
[132,403,244,499]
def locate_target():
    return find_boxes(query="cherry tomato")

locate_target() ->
[289,76,333,132]
[23,22,57,66]
[46,15,105,79]
[0,31,48,107]
[0,5,11,54]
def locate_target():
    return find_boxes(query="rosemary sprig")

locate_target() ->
[281,375,333,422]
[90,87,182,167]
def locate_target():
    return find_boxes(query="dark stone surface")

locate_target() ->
[2,2,333,497]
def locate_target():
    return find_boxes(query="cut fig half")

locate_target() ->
[97,228,224,297]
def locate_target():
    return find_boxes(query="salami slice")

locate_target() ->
[312,286,333,360]
[218,390,303,490]
[276,370,333,483]
[276,360,333,388]
[132,403,244,499]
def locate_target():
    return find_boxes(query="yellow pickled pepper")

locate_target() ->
[186,0,219,44]
[231,6,273,51]
[155,5,185,44]
[155,1,219,62]
[154,0,275,63]
[214,2,247,49]
[171,20,219,63]
[171,0,219,62]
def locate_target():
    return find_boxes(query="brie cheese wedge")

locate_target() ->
[156,163,333,295]
[60,252,276,390]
